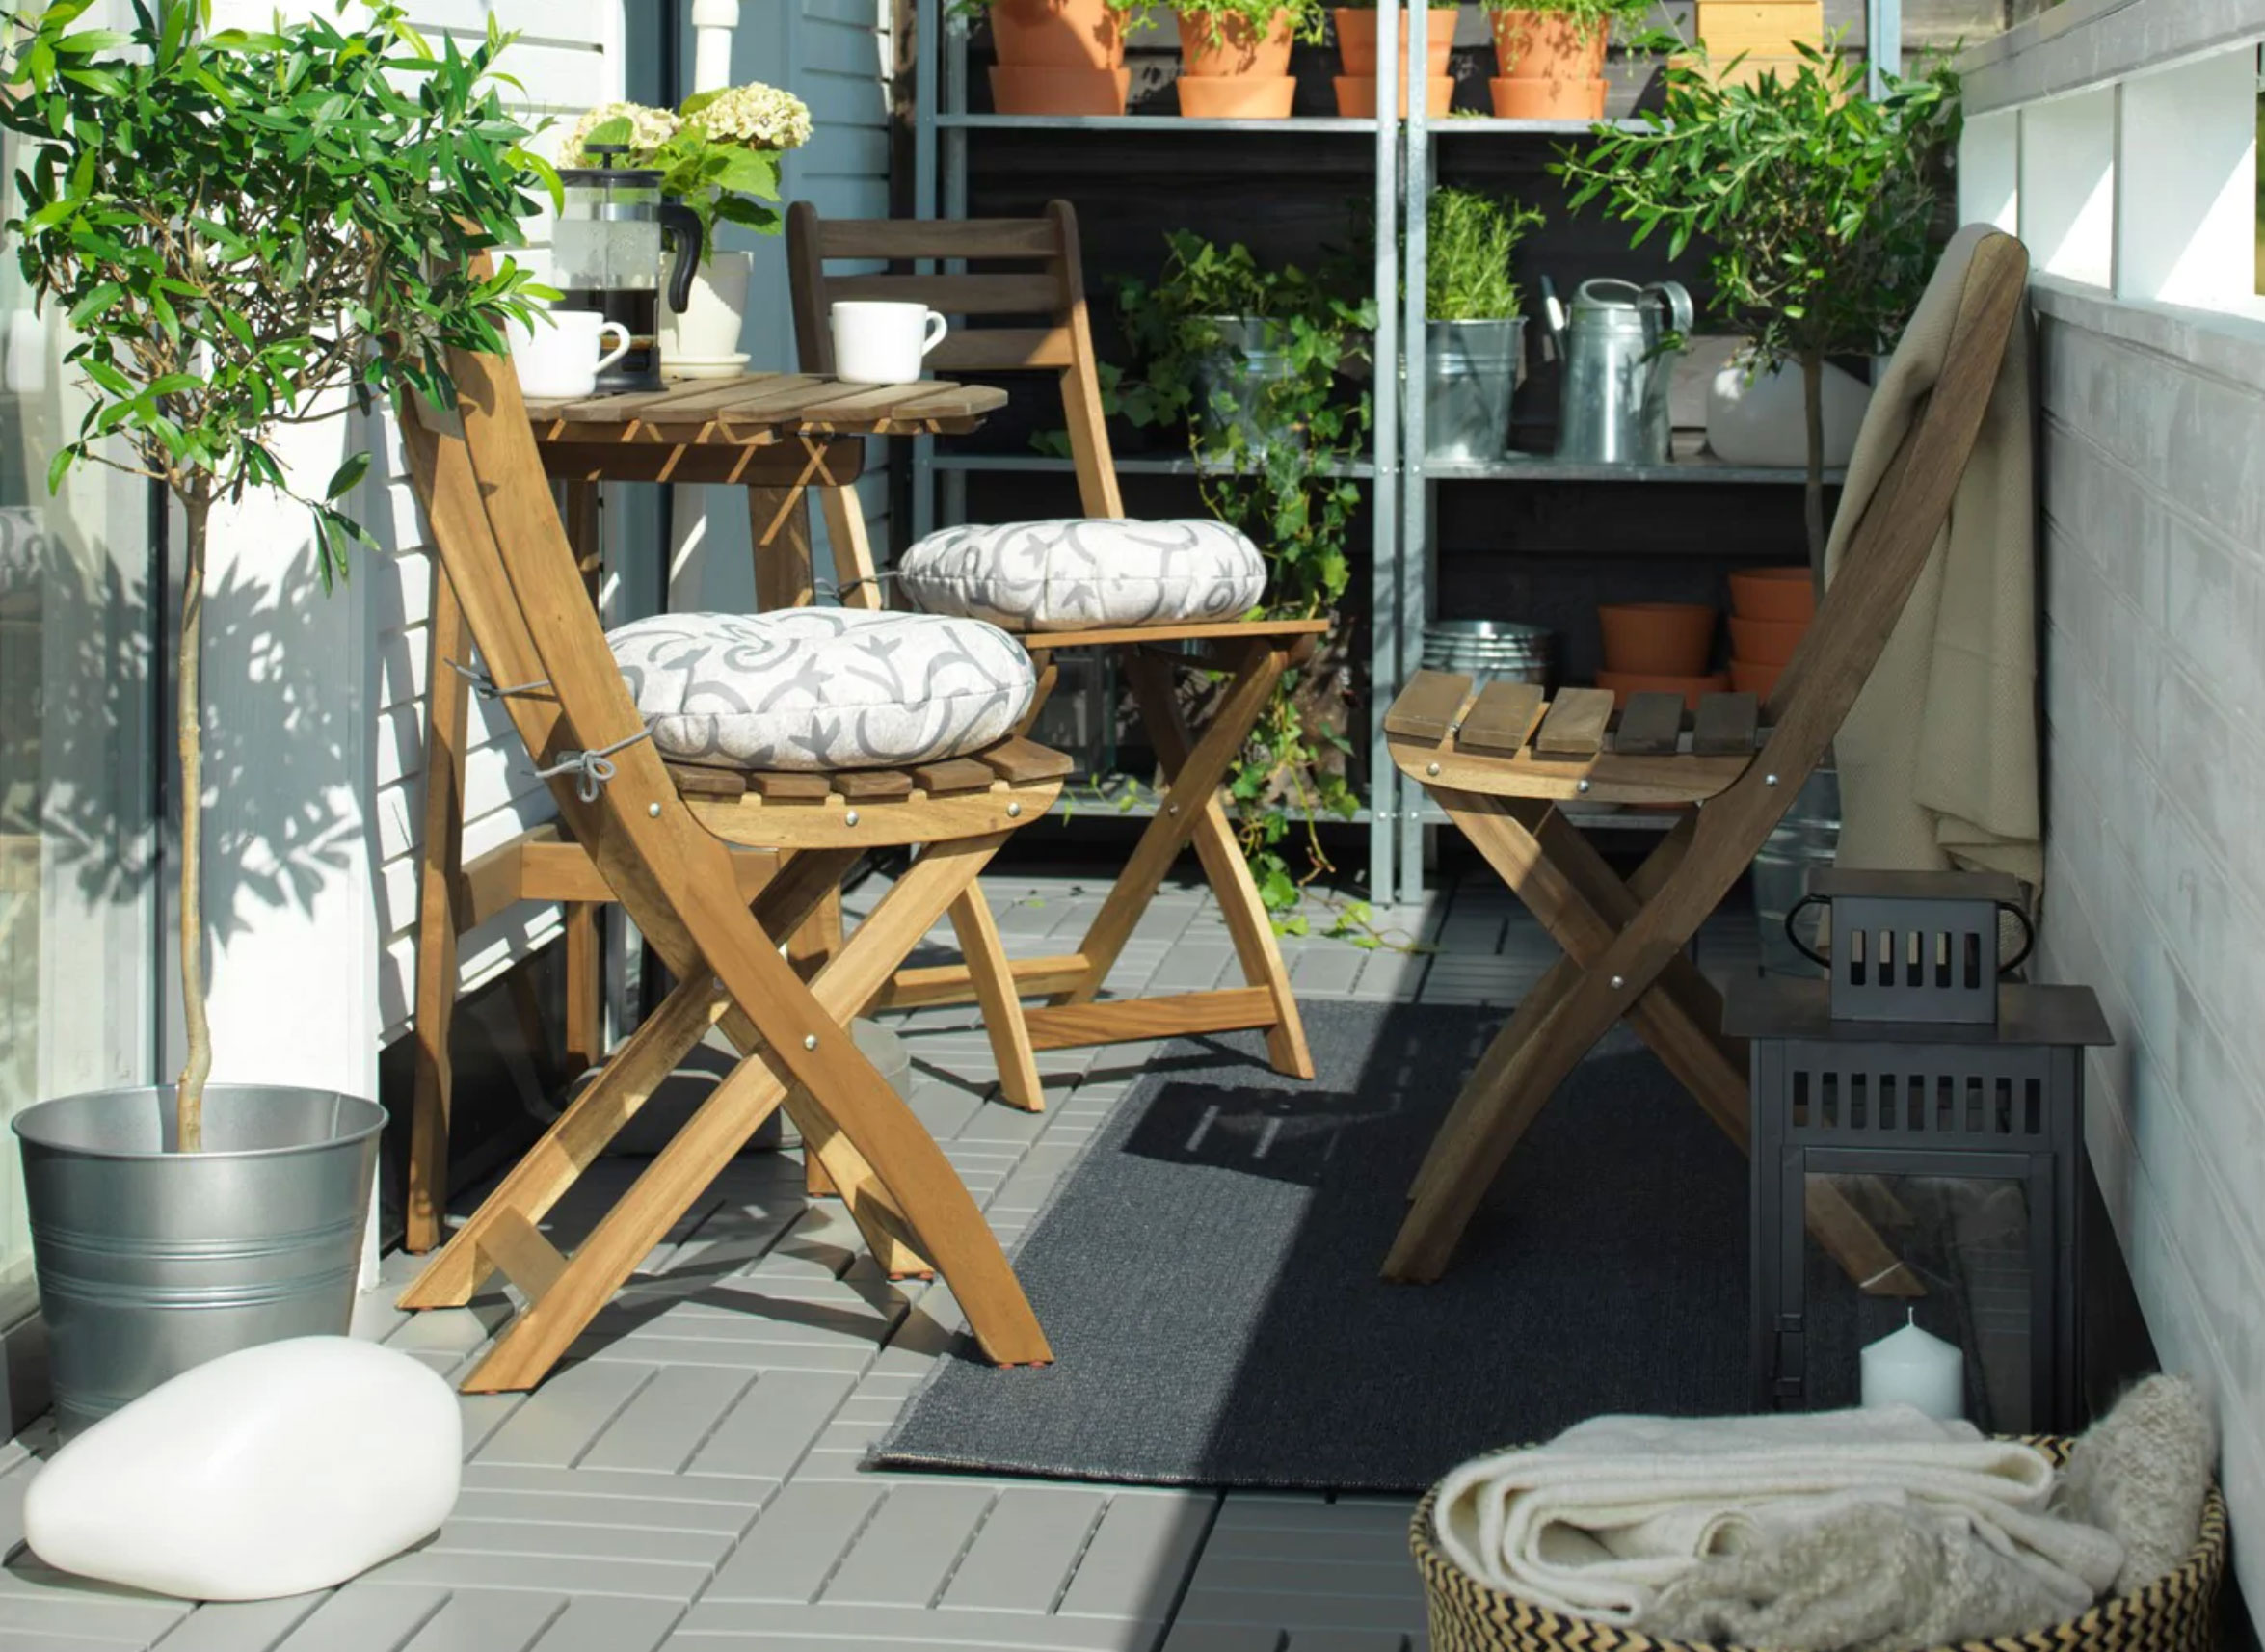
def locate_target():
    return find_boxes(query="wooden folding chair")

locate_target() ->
[786,200,1320,1082]
[391,321,1066,1391]
[1381,230,2030,1283]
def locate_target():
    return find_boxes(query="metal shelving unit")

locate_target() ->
[912,0,1825,903]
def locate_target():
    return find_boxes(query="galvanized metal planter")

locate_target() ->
[1425,317,1524,462]
[14,1084,386,1436]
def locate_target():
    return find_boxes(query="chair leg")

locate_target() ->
[947,887,1046,1111]
[408,566,472,1255]
[1122,650,1314,1080]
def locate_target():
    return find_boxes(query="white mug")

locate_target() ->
[511,309,631,399]
[831,301,948,385]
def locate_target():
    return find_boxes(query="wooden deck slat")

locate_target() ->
[1692,691,1761,755]
[1454,681,1545,756]
[912,758,999,795]
[1382,670,1472,743]
[1532,688,1615,757]
[835,768,917,801]
[815,216,1057,258]
[539,373,821,425]
[1018,617,1332,653]
[747,770,833,800]
[1612,692,1687,757]
[978,737,1076,785]
[665,761,748,799]
[824,273,1062,314]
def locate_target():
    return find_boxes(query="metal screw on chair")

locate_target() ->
[647,802,662,817]
[844,809,860,826]
[1577,779,1591,794]
[1611,974,1625,990]
[802,1034,818,1051]
[1007,802,1022,818]
[1766,773,1779,787]
[1426,762,1440,776]
[1168,803,1180,815]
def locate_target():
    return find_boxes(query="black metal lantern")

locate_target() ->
[1725,869,2113,1433]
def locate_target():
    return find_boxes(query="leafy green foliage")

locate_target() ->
[1480,0,1654,35]
[1426,187,1543,320]
[1111,230,1382,939]
[946,0,1155,20]
[1556,40,1959,562]
[1,0,553,561]
[1164,0,1328,47]
[0,0,553,1138]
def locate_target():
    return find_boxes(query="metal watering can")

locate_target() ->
[1540,277,1692,464]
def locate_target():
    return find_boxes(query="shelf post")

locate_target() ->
[1396,0,1431,909]
[1364,0,1403,908]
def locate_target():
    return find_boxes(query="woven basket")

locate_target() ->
[1412,1437,2227,1652]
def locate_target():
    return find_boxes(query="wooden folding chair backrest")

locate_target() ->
[786,199,1123,519]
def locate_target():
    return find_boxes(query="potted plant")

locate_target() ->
[1424,187,1542,459]
[1558,42,1960,573]
[0,0,550,1434]
[1167,0,1324,119]
[950,0,1155,116]
[1332,1,1460,118]
[562,84,811,371]
[1484,0,1651,119]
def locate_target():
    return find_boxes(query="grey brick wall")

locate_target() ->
[2027,280,2265,1606]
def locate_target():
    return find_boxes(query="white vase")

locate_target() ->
[1705,353,1874,469]
[660,249,754,367]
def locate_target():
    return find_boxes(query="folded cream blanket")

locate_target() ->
[1433,1407,2124,1632]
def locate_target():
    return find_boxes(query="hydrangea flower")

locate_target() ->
[559,101,682,167]
[690,82,813,152]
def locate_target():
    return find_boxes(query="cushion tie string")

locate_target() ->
[443,657,552,700]
[534,728,654,804]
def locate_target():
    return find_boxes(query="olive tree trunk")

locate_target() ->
[175,490,211,1152]
[1800,347,1827,592]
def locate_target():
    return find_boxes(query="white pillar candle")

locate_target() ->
[1860,1310,1964,1420]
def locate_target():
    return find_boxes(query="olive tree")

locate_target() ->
[0,0,555,1146]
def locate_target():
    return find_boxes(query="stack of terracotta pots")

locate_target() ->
[1594,602,1725,710]
[1333,5,1459,118]
[1726,566,1814,701]
[1179,7,1299,117]
[1487,6,1608,120]
[989,0,1132,116]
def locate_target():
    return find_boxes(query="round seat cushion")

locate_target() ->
[607,608,1035,772]
[897,518,1266,633]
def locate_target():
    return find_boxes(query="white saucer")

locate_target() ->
[664,353,754,380]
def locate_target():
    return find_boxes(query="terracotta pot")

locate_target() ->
[1488,6,1607,79]
[992,0,1128,68]
[1180,9,1297,77]
[1598,601,1717,677]
[1727,565,1816,623]
[1727,614,1806,666]
[1333,74,1453,116]
[991,64,1132,114]
[1487,73,1605,119]
[1596,668,1729,711]
[1177,72,1297,115]
[1335,6,1459,77]
[1729,656,1783,698]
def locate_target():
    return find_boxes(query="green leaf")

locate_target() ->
[323,449,371,500]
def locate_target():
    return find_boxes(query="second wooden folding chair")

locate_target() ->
[393,318,1068,1391]
[1381,228,2031,1284]
[787,200,1322,1086]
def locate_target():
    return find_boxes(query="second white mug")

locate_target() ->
[511,309,632,400]
[832,301,948,385]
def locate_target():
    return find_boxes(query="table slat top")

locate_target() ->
[525,372,1006,443]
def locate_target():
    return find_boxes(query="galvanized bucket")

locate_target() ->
[1189,315,1305,457]
[14,1084,386,1436]
[1750,766,1841,977]
[1426,317,1525,462]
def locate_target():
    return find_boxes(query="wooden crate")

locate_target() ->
[1692,0,1822,65]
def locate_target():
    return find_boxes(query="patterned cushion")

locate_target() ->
[897,518,1266,633]
[606,608,1035,772]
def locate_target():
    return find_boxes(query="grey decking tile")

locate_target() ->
[0,1634,161,1650]
[701,1481,885,1603]
[266,1585,450,1652]
[575,1366,756,1476]
[459,1464,768,1509]
[1173,1589,1422,1636]
[1176,1558,1420,1603]
[394,1588,566,1652]
[1055,1493,1216,1622]
[940,1487,1108,1614]
[147,1596,324,1652]
[668,1600,1162,1649]
[683,1370,855,1481]
[427,1520,733,1568]
[0,1570,190,1642]
[360,1549,708,1604]
[1159,1629,1281,1652]
[523,1597,680,1652]
[450,1489,757,1536]
[470,1361,654,1468]
[1284,1634,1412,1651]
[820,1483,997,1607]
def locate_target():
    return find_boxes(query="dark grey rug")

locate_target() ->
[872,999,1752,1492]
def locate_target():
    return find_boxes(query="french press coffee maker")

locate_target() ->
[553,147,702,392]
